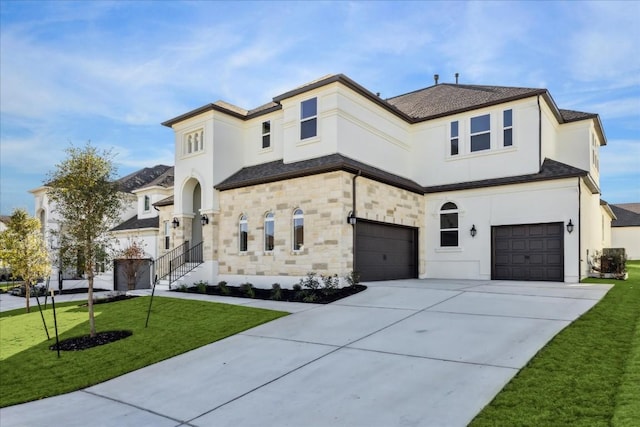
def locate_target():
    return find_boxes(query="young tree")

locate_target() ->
[118,239,147,291]
[0,209,51,313]
[47,143,125,337]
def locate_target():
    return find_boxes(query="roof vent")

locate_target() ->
[376,92,380,97]
[434,74,439,85]
[455,73,459,84]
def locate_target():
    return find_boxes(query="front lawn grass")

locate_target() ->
[471,260,640,426]
[0,296,287,407]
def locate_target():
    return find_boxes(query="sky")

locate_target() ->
[1,0,639,215]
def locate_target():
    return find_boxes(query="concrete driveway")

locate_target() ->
[0,279,611,426]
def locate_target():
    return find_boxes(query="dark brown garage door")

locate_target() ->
[355,220,418,281]
[492,222,564,282]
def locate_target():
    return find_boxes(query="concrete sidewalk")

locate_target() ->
[0,279,611,426]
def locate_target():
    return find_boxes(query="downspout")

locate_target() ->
[537,95,542,168]
[351,171,362,274]
[578,178,582,282]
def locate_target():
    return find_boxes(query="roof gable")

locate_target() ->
[116,165,173,193]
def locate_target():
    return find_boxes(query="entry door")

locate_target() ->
[492,222,564,282]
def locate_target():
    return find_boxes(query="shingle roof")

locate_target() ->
[116,165,173,193]
[559,109,597,122]
[386,84,546,121]
[423,159,588,193]
[215,153,424,194]
[111,215,159,232]
[141,166,174,189]
[154,195,174,207]
[611,204,640,227]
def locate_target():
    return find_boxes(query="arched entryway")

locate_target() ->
[181,178,204,248]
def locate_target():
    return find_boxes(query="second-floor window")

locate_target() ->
[450,121,459,156]
[144,195,150,212]
[264,212,275,251]
[503,109,513,147]
[470,114,490,152]
[262,121,271,149]
[301,97,317,140]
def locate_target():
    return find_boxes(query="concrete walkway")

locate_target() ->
[0,279,611,426]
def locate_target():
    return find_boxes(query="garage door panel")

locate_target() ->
[356,221,418,282]
[492,222,564,282]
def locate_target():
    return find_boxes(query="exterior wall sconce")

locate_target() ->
[470,224,477,237]
[200,214,209,226]
[566,219,574,234]
[172,217,180,228]
[347,211,357,225]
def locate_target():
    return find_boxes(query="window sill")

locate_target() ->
[446,145,517,161]
[435,247,463,253]
[297,136,320,146]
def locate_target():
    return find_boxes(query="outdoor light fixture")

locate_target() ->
[347,211,357,225]
[566,219,574,234]
[172,217,180,228]
[200,214,209,226]
[470,224,477,237]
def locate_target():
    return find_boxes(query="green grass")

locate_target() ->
[0,296,287,407]
[471,261,640,426]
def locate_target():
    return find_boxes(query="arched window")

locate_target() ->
[292,209,304,251]
[239,215,248,252]
[440,202,459,247]
[264,212,275,251]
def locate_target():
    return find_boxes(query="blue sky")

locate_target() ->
[1,0,639,215]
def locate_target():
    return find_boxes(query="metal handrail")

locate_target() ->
[168,241,203,284]
[155,241,189,281]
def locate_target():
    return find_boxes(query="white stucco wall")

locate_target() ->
[612,227,640,260]
[412,97,541,187]
[424,178,580,282]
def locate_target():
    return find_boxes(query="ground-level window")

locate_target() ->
[164,221,170,250]
[239,215,248,252]
[264,212,275,251]
[470,114,490,152]
[300,97,317,140]
[292,209,304,251]
[440,202,459,247]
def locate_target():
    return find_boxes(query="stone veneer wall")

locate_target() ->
[217,171,353,279]
[217,171,426,281]
[355,176,426,275]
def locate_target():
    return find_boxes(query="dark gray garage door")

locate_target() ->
[355,220,418,281]
[492,222,564,282]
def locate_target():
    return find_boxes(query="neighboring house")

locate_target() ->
[610,203,640,260]
[30,164,173,282]
[157,73,611,286]
[0,215,11,280]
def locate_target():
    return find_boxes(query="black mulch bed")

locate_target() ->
[50,330,133,351]
[173,284,367,304]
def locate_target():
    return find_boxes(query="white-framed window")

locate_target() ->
[292,209,304,251]
[164,221,171,250]
[503,109,513,147]
[183,129,204,156]
[264,212,275,251]
[450,121,459,156]
[470,114,490,152]
[144,195,150,212]
[300,97,317,140]
[239,214,248,252]
[439,202,459,247]
[262,121,271,149]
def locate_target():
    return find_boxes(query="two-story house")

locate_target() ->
[157,73,612,287]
